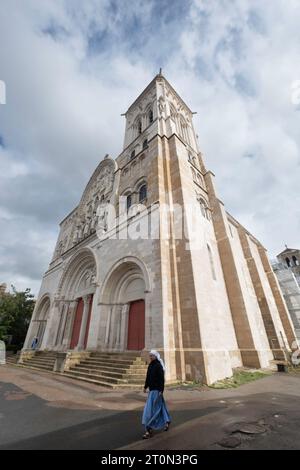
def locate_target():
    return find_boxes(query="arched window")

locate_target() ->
[293,256,298,266]
[191,168,197,182]
[207,245,217,280]
[130,149,135,159]
[126,194,132,211]
[170,103,177,120]
[199,198,207,218]
[199,198,210,220]
[143,139,148,150]
[286,257,291,268]
[139,184,147,202]
[138,120,142,135]
[196,172,204,187]
[148,109,153,124]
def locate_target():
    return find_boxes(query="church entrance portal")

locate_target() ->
[127,299,145,350]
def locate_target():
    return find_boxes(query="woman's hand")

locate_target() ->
[143,388,147,393]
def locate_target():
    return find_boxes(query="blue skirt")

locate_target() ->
[142,390,171,430]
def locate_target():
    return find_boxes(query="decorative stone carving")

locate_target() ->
[158,95,166,117]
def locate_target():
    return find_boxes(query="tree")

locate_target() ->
[0,286,35,347]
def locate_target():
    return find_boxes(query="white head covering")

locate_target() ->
[150,349,165,372]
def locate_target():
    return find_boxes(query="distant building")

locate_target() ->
[0,283,7,296]
[273,247,300,341]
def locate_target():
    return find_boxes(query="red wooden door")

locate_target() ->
[127,299,145,350]
[70,298,84,349]
[83,294,93,349]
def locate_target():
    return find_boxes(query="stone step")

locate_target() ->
[35,353,57,358]
[75,362,147,373]
[24,358,56,365]
[22,360,55,369]
[21,363,53,371]
[63,372,142,389]
[23,359,55,368]
[69,366,146,379]
[23,357,56,365]
[90,353,142,359]
[64,369,145,385]
[79,359,147,368]
[5,355,20,364]
[64,370,121,386]
[80,358,143,367]
[62,372,119,388]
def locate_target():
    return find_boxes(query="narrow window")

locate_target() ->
[143,139,148,149]
[139,184,147,202]
[149,109,153,124]
[207,245,217,280]
[126,194,132,211]
[130,149,135,159]
[286,257,291,268]
[293,255,298,266]
[199,198,206,217]
[138,120,142,135]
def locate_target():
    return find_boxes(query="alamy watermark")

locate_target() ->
[0,80,6,104]
[90,198,211,250]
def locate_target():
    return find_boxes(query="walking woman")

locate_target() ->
[142,350,171,439]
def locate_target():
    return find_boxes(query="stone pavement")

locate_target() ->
[1,364,300,449]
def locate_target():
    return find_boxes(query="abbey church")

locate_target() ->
[22,73,297,386]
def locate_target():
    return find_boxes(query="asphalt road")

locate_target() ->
[2,366,300,450]
[0,380,219,449]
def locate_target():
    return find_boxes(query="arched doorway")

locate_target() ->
[100,259,149,351]
[56,248,97,350]
[127,299,145,350]
[29,296,50,349]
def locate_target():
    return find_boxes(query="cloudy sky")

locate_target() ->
[0,0,300,296]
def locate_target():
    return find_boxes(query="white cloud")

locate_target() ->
[0,0,300,294]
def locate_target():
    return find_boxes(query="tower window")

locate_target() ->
[138,120,142,135]
[130,149,135,159]
[143,139,148,150]
[293,256,298,266]
[148,109,153,124]
[199,198,210,220]
[126,194,132,211]
[139,184,147,202]
[207,245,217,280]
[286,257,291,268]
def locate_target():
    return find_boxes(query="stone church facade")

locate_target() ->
[22,73,297,385]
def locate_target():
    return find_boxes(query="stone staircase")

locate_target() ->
[5,351,21,364]
[63,352,148,388]
[20,351,57,372]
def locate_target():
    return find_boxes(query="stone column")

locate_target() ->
[41,300,59,350]
[105,306,113,349]
[55,302,69,349]
[62,300,78,349]
[205,170,261,368]
[76,295,92,350]
[238,228,284,360]
[120,304,129,351]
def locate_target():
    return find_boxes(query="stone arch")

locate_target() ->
[55,248,98,350]
[30,294,51,349]
[57,247,98,300]
[98,257,151,351]
[100,256,151,302]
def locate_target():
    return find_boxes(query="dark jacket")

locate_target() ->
[144,359,164,393]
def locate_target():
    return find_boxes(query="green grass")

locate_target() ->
[209,369,270,389]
